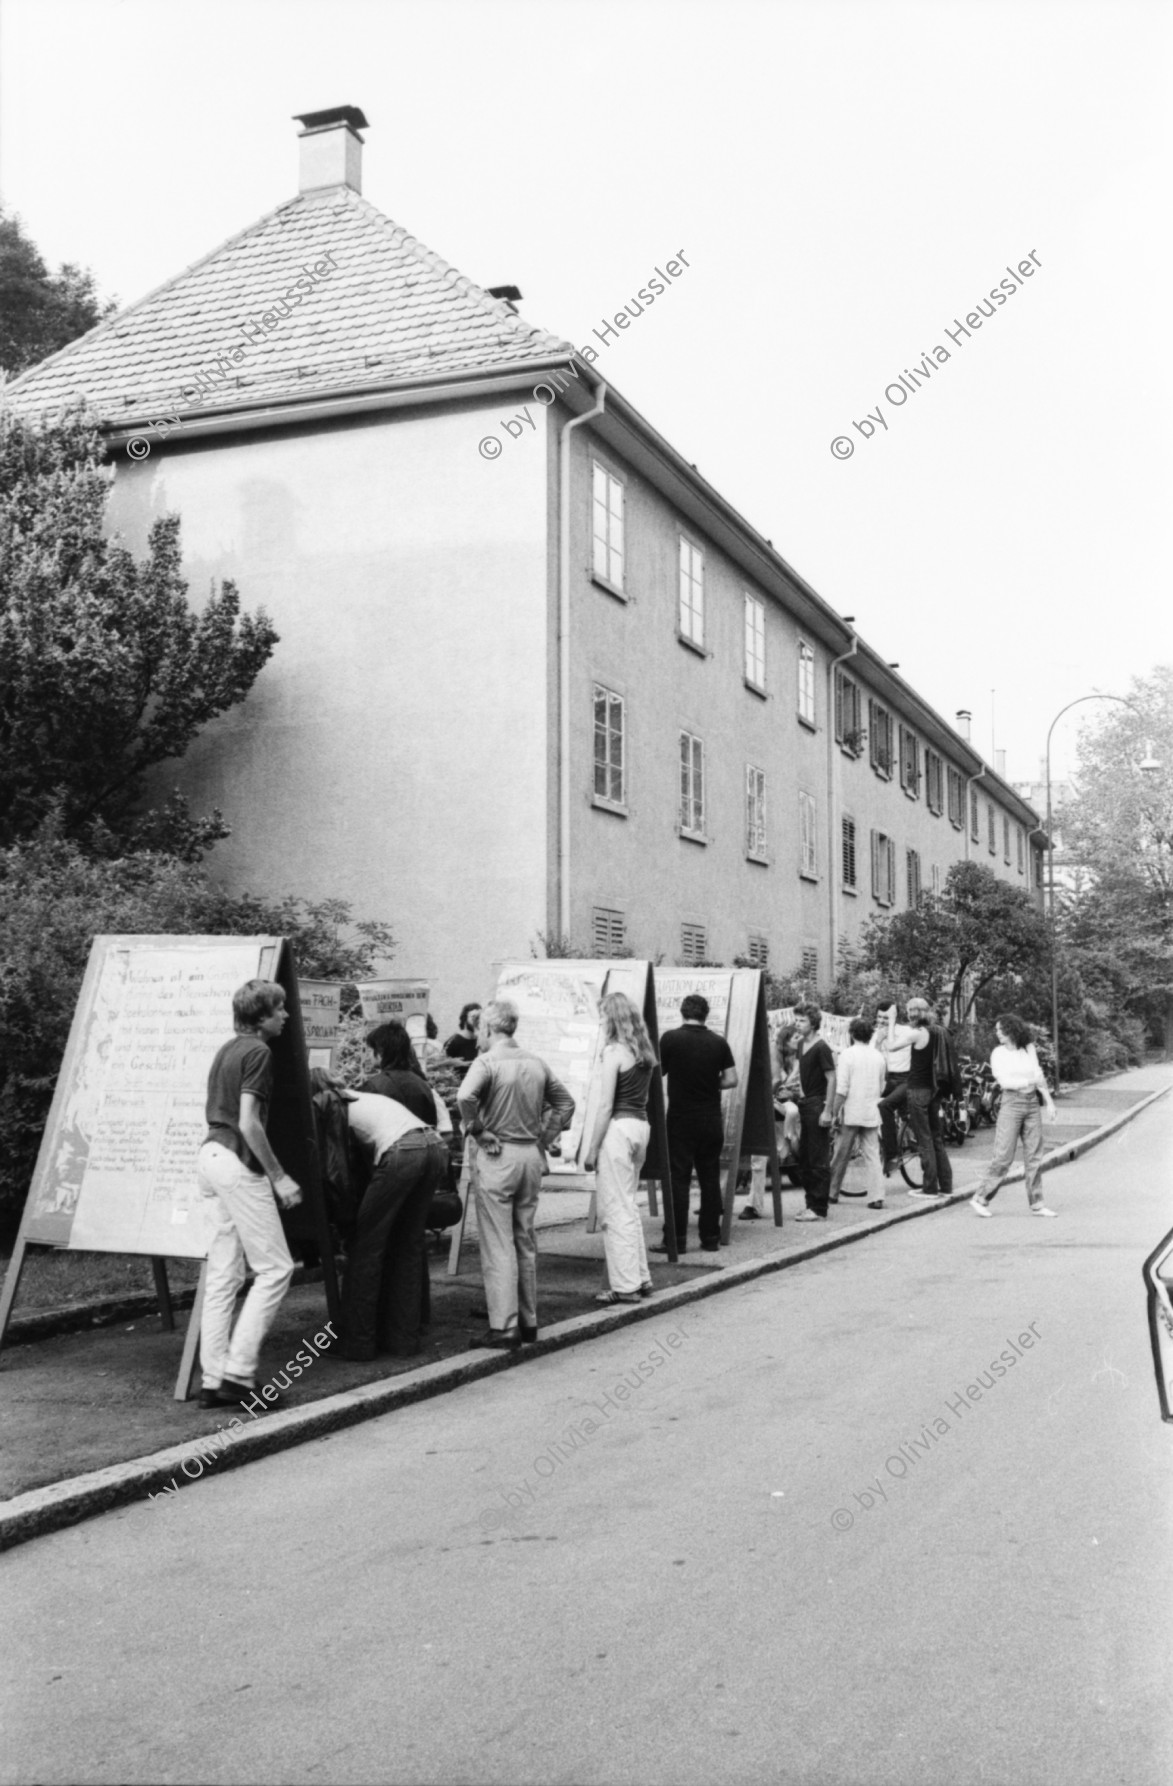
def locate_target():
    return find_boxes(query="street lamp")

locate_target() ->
[1045,696,1162,1089]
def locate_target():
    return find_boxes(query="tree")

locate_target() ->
[0,408,278,849]
[0,209,116,378]
[858,861,1051,1029]
[1061,667,1173,1055]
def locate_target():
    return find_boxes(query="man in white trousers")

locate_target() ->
[196,979,302,1408]
[828,1017,888,1209]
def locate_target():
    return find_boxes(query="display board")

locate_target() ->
[299,980,342,1069]
[768,1005,855,1053]
[0,935,338,1399]
[355,979,429,1028]
[657,969,784,1235]
[447,959,678,1272]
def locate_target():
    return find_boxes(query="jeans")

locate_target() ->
[342,1130,447,1356]
[829,1125,883,1201]
[878,1073,909,1164]
[596,1116,651,1293]
[906,1088,953,1195]
[471,1139,545,1333]
[197,1141,294,1388]
[974,1091,1046,1206]
[666,1112,725,1249]
[796,1098,833,1215]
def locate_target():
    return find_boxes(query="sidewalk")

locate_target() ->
[2,1059,1168,1545]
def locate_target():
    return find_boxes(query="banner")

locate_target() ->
[355,979,430,1029]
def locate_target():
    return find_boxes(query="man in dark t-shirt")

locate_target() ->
[655,994,737,1254]
[196,980,302,1409]
[886,997,953,1198]
[793,1003,838,1221]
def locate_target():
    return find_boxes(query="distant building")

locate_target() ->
[6,108,1044,1023]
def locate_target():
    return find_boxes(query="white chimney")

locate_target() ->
[956,709,972,742]
[294,105,368,194]
[995,749,1007,778]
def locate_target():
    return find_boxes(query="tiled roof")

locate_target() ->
[4,185,572,421]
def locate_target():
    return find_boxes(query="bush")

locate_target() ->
[0,831,394,1238]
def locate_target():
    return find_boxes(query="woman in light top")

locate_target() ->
[970,1013,1058,1218]
[582,992,657,1304]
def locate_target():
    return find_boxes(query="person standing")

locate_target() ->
[340,1086,449,1358]
[741,1023,800,1220]
[876,994,912,1175]
[196,980,301,1409]
[444,1004,483,1063]
[655,994,737,1256]
[970,1015,1058,1218]
[792,1003,838,1222]
[457,1000,575,1348]
[582,992,657,1304]
[828,1017,888,1209]
[886,996,953,1201]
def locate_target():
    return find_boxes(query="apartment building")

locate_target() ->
[6,107,1043,1021]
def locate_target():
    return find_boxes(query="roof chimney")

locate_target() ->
[956,709,972,742]
[995,749,1007,778]
[293,106,368,194]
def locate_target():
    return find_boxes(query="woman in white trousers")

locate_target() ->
[582,992,657,1304]
[970,1013,1058,1218]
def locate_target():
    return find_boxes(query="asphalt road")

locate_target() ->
[3,1099,1171,1786]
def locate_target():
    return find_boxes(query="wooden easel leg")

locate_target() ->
[769,1139,784,1227]
[174,1261,207,1402]
[720,1157,740,1245]
[151,1257,174,1330]
[448,1153,474,1278]
[645,1176,659,1218]
[586,1185,599,1234]
[0,1235,32,1360]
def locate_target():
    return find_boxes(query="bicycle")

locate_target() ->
[895,1114,923,1188]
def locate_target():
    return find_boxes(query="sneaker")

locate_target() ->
[650,1243,680,1255]
[794,1209,825,1222]
[1030,1205,1058,1218]
[700,1242,720,1254]
[970,1197,992,1218]
[738,1206,761,1220]
[906,1188,946,1201]
[866,1199,886,1210]
[638,1281,654,1298]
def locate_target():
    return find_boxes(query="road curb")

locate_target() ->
[2,1079,1168,1553]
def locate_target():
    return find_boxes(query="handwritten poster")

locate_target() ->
[493,962,609,1170]
[355,980,430,1030]
[298,979,342,1069]
[24,938,274,1257]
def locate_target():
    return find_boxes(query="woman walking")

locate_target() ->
[582,992,657,1304]
[970,1014,1058,1218]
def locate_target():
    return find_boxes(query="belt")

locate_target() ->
[376,1127,441,1163]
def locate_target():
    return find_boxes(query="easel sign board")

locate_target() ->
[0,935,339,1395]
[355,980,429,1028]
[299,980,342,1071]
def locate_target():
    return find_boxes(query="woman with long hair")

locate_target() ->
[970,1012,1058,1218]
[582,991,658,1304]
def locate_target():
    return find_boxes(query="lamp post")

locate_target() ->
[1044,695,1161,1088]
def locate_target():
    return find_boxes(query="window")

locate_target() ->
[835,670,863,752]
[869,699,894,777]
[592,907,626,953]
[680,923,708,965]
[970,789,980,842]
[1017,825,1025,874]
[799,791,818,878]
[593,685,625,807]
[871,830,896,905]
[931,863,942,896]
[899,725,921,797]
[746,934,769,970]
[1003,815,1011,864]
[987,801,997,854]
[744,595,766,689]
[925,749,944,815]
[800,947,819,984]
[797,640,816,725]
[591,462,624,590]
[679,730,705,836]
[746,765,767,859]
[907,848,922,907]
[842,815,858,889]
[678,537,704,646]
[947,766,964,829]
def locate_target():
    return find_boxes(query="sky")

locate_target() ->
[1,0,1170,783]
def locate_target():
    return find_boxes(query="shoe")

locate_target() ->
[594,1290,640,1305]
[739,1206,761,1220]
[638,1281,653,1298]
[970,1197,992,1218]
[866,1199,886,1209]
[519,1324,539,1342]
[906,1188,946,1200]
[470,1330,520,1350]
[700,1241,720,1253]
[840,1190,867,1198]
[650,1243,682,1255]
[828,1196,839,1204]
[795,1209,825,1222]
[1030,1205,1058,1218]
[199,1377,256,1408]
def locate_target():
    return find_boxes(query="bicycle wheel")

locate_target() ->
[897,1118,923,1188]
